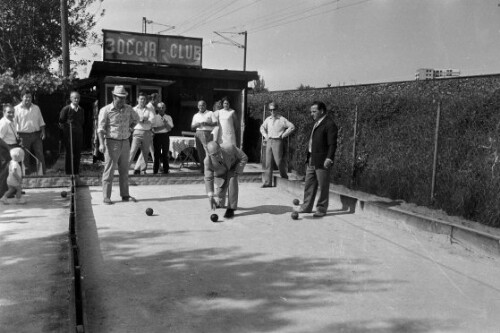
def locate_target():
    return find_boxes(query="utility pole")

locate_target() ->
[242,31,247,71]
[213,31,247,71]
[60,0,70,76]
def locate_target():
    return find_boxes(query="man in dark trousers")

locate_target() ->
[299,101,338,217]
[59,91,85,176]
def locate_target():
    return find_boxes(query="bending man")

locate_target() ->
[204,141,247,219]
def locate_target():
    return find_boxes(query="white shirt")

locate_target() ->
[0,117,18,145]
[192,110,215,131]
[152,114,174,133]
[14,103,45,133]
[133,104,155,131]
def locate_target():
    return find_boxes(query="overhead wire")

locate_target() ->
[249,0,373,34]
[245,0,343,34]
[180,0,263,35]
[174,0,230,34]
[218,0,329,32]
[176,0,244,35]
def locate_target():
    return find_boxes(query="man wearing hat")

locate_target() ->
[97,85,139,204]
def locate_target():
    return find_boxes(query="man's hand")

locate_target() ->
[227,170,236,179]
[99,143,105,153]
[324,158,333,169]
[40,132,46,140]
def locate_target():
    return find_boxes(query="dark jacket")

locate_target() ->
[306,115,338,168]
[59,104,85,133]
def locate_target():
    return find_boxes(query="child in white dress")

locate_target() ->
[0,147,26,204]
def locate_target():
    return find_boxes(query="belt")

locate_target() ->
[268,137,283,140]
[196,129,212,132]
[18,131,40,134]
[106,137,129,141]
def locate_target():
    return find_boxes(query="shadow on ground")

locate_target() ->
[75,186,462,333]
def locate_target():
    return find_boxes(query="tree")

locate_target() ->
[0,0,104,75]
[253,76,269,93]
[297,83,314,90]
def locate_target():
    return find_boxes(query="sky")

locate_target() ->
[74,0,500,91]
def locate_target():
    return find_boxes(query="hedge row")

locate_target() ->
[247,75,500,227]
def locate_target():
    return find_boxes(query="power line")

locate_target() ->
[174,0,230,33]
[176,0,242,35]
[249,0,373,34]
[179,0,263,35]
[218,1,330,32]
[245,0,343,34]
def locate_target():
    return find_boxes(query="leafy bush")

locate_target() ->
[248,75,500,227]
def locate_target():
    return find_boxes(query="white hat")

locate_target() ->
[112,85,128,97]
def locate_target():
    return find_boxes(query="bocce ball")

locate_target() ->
[210,214,218,222]
[291,211,299,220]
[293,199,300,206]
[61,191,67,198]
[146,208,154,216]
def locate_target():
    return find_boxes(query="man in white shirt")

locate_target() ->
[135,93,160,173]
[130,92,155,174]
[152,102,174,174]
[260,102,295,187]
[0,104,20,149]
[191,100,215,173]
[14,90,46,175]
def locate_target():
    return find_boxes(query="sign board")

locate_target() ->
[103,30,202,68]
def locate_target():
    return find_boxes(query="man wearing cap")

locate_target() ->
[260,102,295,187]
[97,85,139,205]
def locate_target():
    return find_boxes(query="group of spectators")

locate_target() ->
[0,85,339,219]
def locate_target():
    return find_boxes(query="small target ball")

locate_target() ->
[146,208,154,216]
[210,214,218,222]
[61,191,67,198]
[291,211,299,220]
[293,199,300,206]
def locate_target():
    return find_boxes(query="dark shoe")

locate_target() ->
[103,198,113,205]
[122,196,137,202]
[21,190,26,194]
[313,211,326,218]
[133,170,140,175]
[297,208,312,213]
[261,184,272,188]
[223,208,235,219]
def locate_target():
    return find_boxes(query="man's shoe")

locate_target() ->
[103,198,113,205]
[223,208,235,219]
[297,208,312,213]
[313,211,326,218]
[260,184,272,188]
[122,196,137,202]
[133,170,140,175]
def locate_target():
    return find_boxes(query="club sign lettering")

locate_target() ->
[103,30,202,68]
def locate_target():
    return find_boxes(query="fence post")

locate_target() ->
[430,100,441,204]
[351,104,358,187]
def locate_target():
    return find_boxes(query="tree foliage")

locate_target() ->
[252,76,268,93]
[0,0,104,75]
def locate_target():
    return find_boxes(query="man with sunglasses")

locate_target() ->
[260,102,295,187]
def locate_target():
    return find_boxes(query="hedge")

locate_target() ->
[247,75,500,228]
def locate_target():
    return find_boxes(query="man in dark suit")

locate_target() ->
[204,141,248,218]
[59,91,85,176]
[299,101,338,217]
